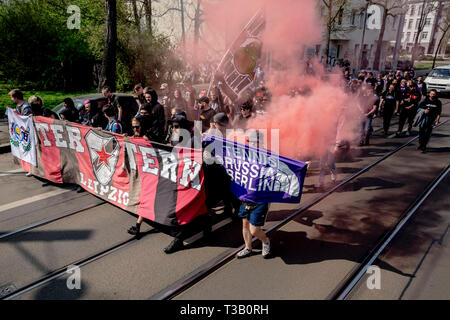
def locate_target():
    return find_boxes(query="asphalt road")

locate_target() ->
[0,99,448,300]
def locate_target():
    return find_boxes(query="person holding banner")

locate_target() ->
[236,130,271,259]
[8,89,32,116]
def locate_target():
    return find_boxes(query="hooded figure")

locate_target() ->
[166,110,194,146]
[141,89,166,143]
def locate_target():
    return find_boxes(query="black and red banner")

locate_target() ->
[21,117,208,227]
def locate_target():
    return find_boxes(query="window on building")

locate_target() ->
[425,18,432,26]
[414,32,417,40]
[393,16,397,29]
[415,19,420,29]
[408,19,413,29]
[406,32,411,42]
[422,31,428,40]
[410,5,415,15]
[418,5,422,16]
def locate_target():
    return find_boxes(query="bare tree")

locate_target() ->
[99,0,117,92]
[432,2,450,68]
[321,0,349,65]
[411,0,439,66]
[371,0,405,71]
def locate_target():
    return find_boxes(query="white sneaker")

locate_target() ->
[262,240,271,259]
[26,172,32,177]
[236,247,252,259]
[331,172,337,182]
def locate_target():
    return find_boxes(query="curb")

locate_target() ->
[0,143,11,154]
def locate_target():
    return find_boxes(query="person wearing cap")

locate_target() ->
[197,96,216,133]
[206,112,229,137]
[236,129,271,259]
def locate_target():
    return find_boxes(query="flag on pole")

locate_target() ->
[215,9,265,102]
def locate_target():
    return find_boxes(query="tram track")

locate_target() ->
[1,117,448,300]
[152,118,450,300]
[329,164,450,300]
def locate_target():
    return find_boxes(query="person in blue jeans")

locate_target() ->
[236,130,271,259]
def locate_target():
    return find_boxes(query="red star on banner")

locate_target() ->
[95,145,112,168]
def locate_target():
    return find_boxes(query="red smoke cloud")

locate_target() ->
[200,0,367,159]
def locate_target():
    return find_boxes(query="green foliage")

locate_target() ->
[0,0,95,91]
[0,0,186,93]
[0,82,95,118]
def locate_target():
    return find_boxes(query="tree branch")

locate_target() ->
[154,7,182,18]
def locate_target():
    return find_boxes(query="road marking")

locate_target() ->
[0,189,72,213]
[0,169,26,176]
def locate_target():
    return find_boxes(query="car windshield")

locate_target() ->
[429,69,450,78]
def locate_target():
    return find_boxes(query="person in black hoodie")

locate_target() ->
[59,98,79,122]
[140,89,166,143]
[417,89,442,152]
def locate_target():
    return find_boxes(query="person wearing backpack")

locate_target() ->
[103,104,122,134]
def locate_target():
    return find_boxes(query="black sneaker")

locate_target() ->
[127,225,140,235]
[164,238,184,254]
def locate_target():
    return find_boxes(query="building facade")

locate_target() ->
[400,0,450,57]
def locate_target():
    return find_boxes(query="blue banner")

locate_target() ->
[203,134,307,203]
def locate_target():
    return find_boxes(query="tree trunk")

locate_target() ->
[427,0,443,54]
[131,0,140,34]
[411,0,427,66]
[194,0,202,46]
[99,0,117,92]
[372,7,387,71]
[432,25,449,69]
[143,0,152,35]
[180,0,186,45]
[325,3,332,66]
[193,0,202,83]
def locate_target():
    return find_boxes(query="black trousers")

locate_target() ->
[383,105,395,134]
[398,107,416,133]
[146,214,211,241]
[419,125,433,149]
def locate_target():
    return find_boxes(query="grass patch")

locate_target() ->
[0,83,96,118]
[414,60,450,70]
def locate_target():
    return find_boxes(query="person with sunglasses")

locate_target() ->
[232,99,255,129]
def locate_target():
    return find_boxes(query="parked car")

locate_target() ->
[52,93,139,135]
[424,65,450,95]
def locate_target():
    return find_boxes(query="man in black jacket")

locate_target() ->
[417,89,442,153]
[416,76,428,97]
[140,89,166,143]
